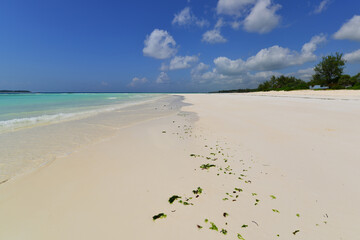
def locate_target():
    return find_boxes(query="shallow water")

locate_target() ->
[0,94,184,182]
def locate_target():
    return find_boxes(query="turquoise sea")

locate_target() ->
[0,93,175,182]
[0,93,160,133]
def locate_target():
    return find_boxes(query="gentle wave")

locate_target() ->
[0,97,161,134]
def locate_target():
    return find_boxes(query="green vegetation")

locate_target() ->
[152,213,167,221]
[168,195,181,204]
[310,53,345,87]
[258,75,309,91]
[272,209,280,213]
[200,163,216,170]
[220,229,228,235]
[237,233,246,240]
[270,195,277,199]
[192,187,203,195]
[209,222,218,231]
[0,90,31,93]
[215,52,360,92]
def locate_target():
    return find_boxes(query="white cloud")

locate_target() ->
[334,15,360,42]
[231,20,241,30]
[216,0,256,16]
[192,34,325,86]
[246,34,326,70]
[344,49,360,63]
[300,34,327,60]
[202,29,227,44]
[202,19,227,44]
[169,55,199,70]
[313,0,331,14]
[143,29,177,59]
[156,72,170,84]
[191,62,210,73]
[291,68,315,81]
[243,0,281,34]
[129,77,148,87]
[172,7,209,27]
[214,57,246,75]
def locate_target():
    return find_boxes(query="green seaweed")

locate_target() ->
[168,195,181,204]
[296,213,300,217]
[152,213,167,221]
[200,164,216,170]
[237,233,245,240]
[204,219,209,223]
[270,195,277,199]
[272,209,280,213]
[241,225,248,228]
[220,229,228,235]
[193,187,203,195]
[209,222,218,231]
[223,212,229,217]
[197,225,203,229]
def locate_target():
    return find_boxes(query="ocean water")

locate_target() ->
[0,93,181,183]
[0,93,161,134]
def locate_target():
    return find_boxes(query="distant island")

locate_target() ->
[215,53,360,93]
[0,90,31,93]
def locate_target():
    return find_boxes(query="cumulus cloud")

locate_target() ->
[291,68,315,81]
[202,29,227,43]
[172,7,209,27]
[313,0,331,14]
[169,55,199,70]
[334,15,360,41]
[192,35,325,86]
[344,49,360,63]
[202,19,227,44]
[143,29,177,59]
[246,34,326,70]
[216,0,256,16]
[214,57,246,75]
[191,63,211,83]
[156,72,170,84]
[129,77,148,87]
[243,0,281,34]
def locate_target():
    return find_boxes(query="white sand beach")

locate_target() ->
[0,91,359,239]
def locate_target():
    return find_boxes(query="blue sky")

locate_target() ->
[1,0,359,92]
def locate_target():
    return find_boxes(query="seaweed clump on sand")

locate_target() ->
[153,213,167,221]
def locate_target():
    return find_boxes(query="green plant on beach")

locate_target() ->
[272,209,280,213]
[200,164,216,170]
[152,213,167,221]
[237,233,245,240]
[193,187,203,195]
[168,195,181,204]
[220,229,228,235]
[209,222,218,231]
[270,195,276,199]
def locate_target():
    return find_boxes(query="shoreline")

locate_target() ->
[0,92,359,239]
[0,95,184,183]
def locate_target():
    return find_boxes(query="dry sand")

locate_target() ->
[0,91,359,239]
